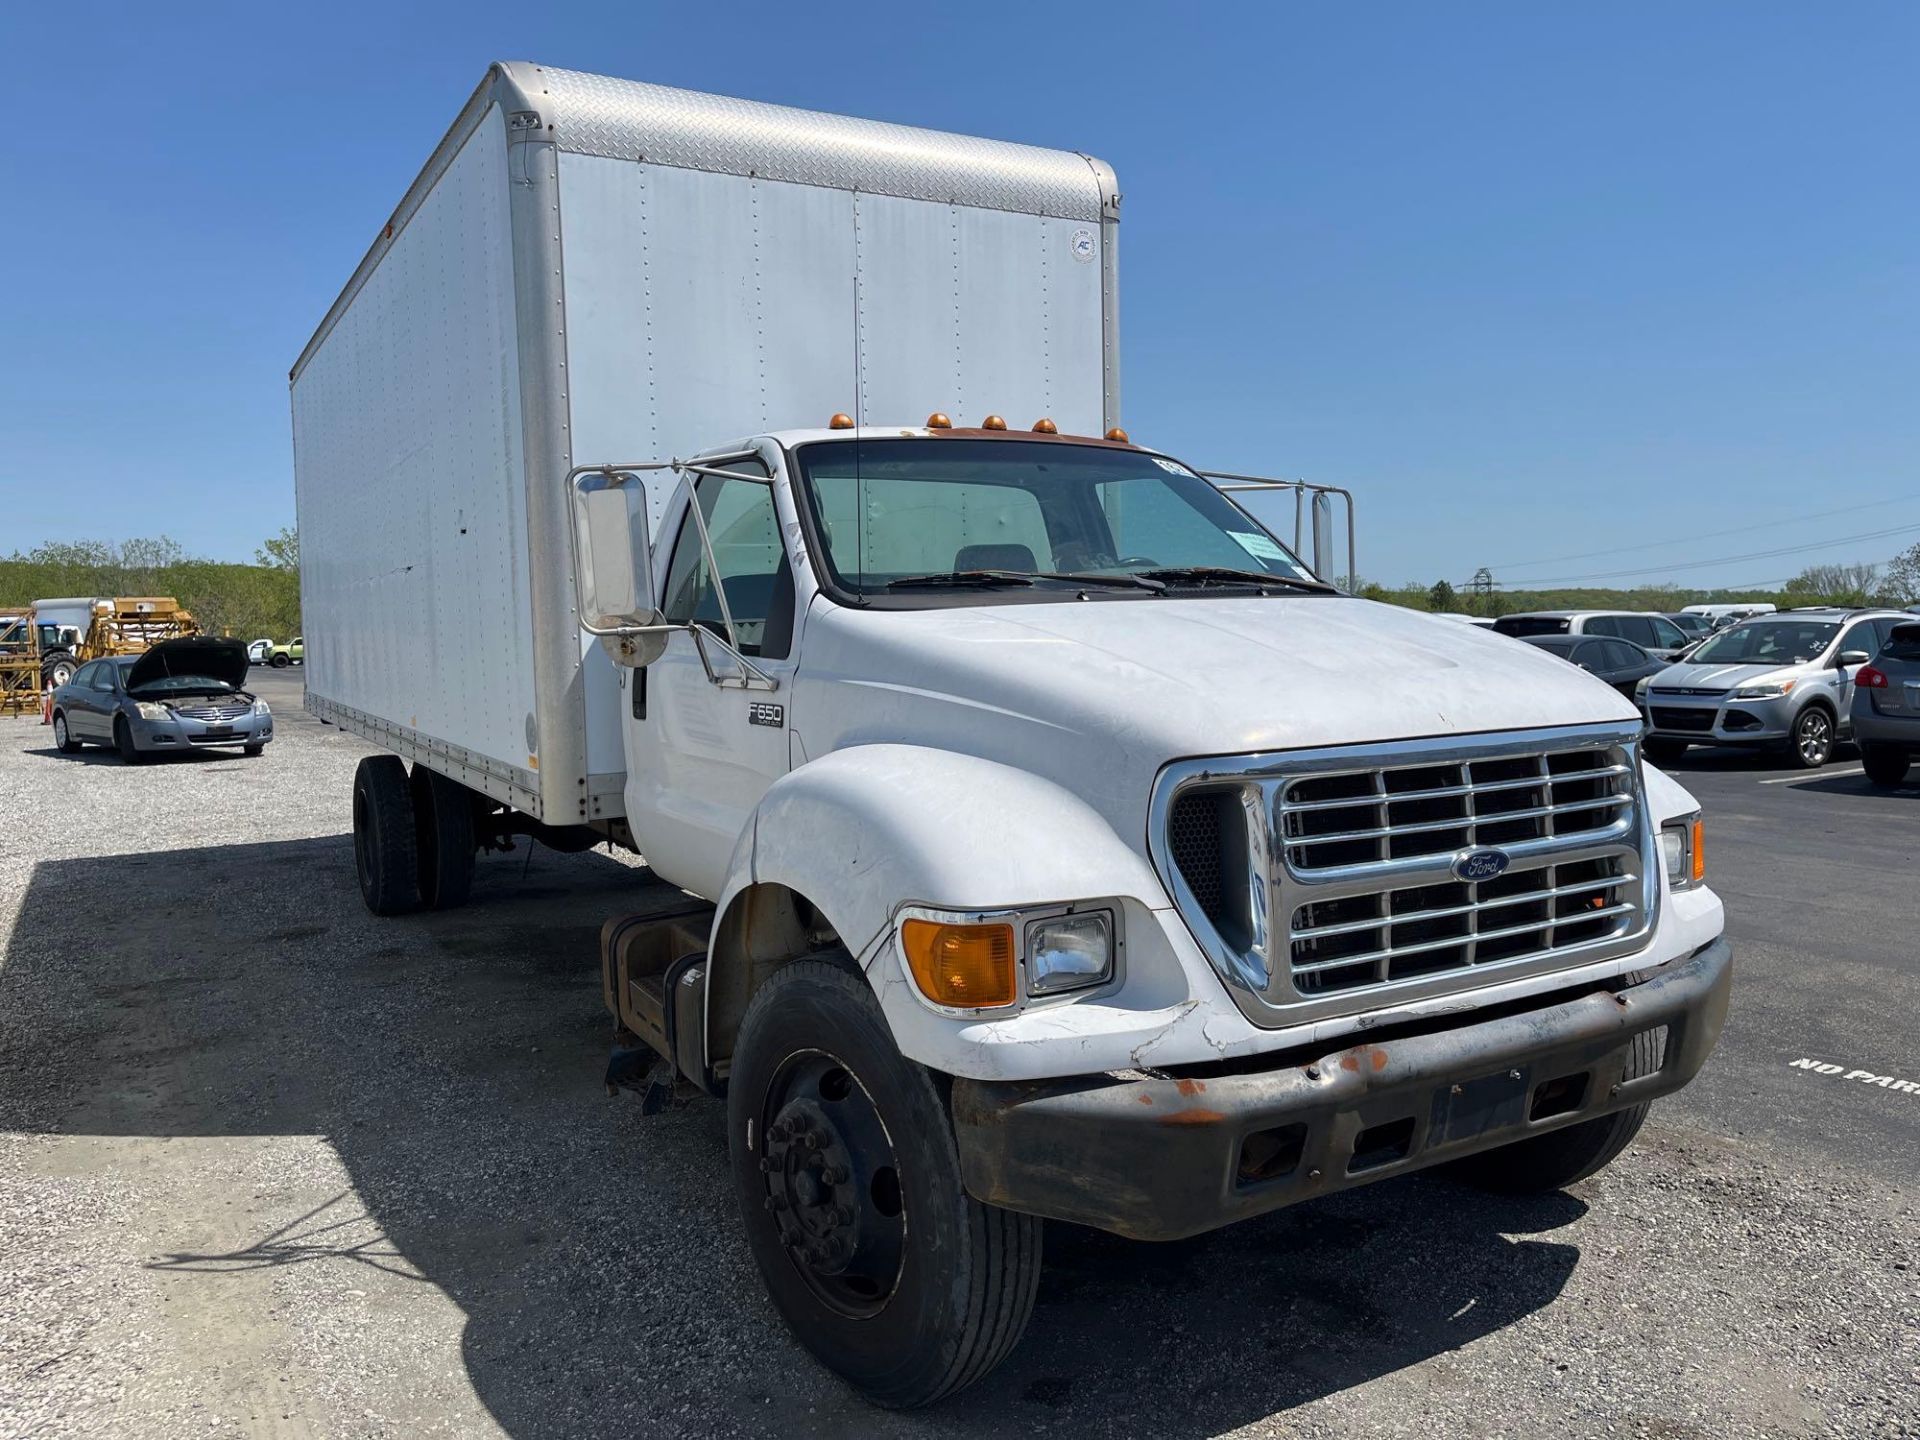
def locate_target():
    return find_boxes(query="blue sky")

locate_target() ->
[4,2,1917,590]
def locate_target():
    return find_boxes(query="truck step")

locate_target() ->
[600,902,717,1096]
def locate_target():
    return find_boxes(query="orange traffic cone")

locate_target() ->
[41,686,52,725]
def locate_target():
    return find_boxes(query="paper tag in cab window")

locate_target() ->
[1228,531,1290,563]
[1151,457,1197,477]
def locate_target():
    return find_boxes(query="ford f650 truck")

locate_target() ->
[292,63,1732,1407]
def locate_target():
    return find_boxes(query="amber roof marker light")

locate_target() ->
[829,412,855,430]
[1031,418,1058,434]
[1105,426,1130,443]
[925,412,952,429]
[981,414,1008,431]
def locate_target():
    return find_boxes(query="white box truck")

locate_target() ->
[292,63,1731,1407]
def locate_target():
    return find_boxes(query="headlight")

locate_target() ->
[1732,679,1794,699]
[898,903,1120,1011]
[1025,910,1115,995]
[253,699,271,716]
[1660,813,1705,890]
[134,701,171,721]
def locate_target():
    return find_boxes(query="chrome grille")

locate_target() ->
[173,701,251,722]
[1151,725,1655,1028]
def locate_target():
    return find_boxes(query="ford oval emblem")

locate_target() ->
[1453,848,1510,883]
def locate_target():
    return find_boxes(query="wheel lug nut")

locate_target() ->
[805,1129,823,1148]
[821,1164,848,1184]
[758,1157,775,1173]
[764,1195,786,1212]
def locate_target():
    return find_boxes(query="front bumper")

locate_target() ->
[1644,692,1794,743]
[132,712,274,751]
[951,937,1731,1242]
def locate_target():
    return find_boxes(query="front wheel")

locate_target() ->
[53,711,82,753]
[270,653,290,668]
[1860,742,1911,787]
[114,716,144,765]
[728,959,1042,1408]
[1787,706,1834,769]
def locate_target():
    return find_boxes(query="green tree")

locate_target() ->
[255,526,299,571]
[1428,579,1457,612]
[1880,543,1920,604]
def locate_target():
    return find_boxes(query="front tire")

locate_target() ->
[1787,706,1835,769]
[728,959,1042,1408]
[409,765,475,910]
[270,652,290,668]
[352,755,420,916]
[1860,742,1911,787]
[114,716,144,765]
[53,711,82,753]
[1452,1026,1659,1193]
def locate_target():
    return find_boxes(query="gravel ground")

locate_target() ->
[0,689,1915,1438]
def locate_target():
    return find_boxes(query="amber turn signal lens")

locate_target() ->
[901,920,1017,1008]
[1690,818,1705,885]
[829,412,855,430]
[926,411,952,429]
[1031,417,1058,434]
[1105,426,1130,442]
[981,414,1008,430]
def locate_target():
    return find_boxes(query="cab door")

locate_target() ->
[621,458,800,898]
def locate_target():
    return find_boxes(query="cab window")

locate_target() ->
[660,463,792,659]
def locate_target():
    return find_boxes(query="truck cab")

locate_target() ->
[567,418,1731,1404]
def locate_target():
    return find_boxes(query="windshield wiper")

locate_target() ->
[886,569,1036,590]
[1035,571,1167,592]
[1134,566,1334,593]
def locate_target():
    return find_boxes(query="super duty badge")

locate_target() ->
[747,701,785,728]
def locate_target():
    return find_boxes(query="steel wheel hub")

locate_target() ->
[756,1052,906,1317]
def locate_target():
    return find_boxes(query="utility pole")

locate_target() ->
[1470,567,1495,606]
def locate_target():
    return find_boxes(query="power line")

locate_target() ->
[1483,491,1920,573]
[1489,519,1920,587]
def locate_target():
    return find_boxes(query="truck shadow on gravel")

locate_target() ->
[1,836,1584,1439]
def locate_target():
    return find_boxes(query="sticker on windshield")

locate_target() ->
[1151,456,1197,477]
[1228,530,1290,563]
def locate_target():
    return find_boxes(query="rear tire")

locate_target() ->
[1452,1025,1659,1193]
[1641,737,1688,764]
[409,765,476,910]
[353,755,420,916]
[53,711,82,753]
[44,654,78,689]
[728,959,1042,1408]
[1860,742,1911,787]
[114,716,143,765]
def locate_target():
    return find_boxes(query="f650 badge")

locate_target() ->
[747,702,785,728]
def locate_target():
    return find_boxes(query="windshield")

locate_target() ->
[792,439,1322,600]
[1688,620,1838,667]
[1493,616,1570,638]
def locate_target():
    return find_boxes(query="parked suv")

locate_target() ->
[1851,619,1920,787]
[1642,608,1910,768]
[1493,610,1693,660]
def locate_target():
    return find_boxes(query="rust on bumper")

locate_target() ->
[951,938,1732,1242]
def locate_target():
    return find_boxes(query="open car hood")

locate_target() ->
[125,637,250,693]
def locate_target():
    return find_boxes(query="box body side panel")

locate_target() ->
[292,105,541,790]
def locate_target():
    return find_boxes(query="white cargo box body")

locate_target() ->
[291,62,1119,823]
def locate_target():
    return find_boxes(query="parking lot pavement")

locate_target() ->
[1,703,1914,1439]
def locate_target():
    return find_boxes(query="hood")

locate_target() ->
[125,637,249,693]
[1650,660,1792,693]
[797,596,1640,826]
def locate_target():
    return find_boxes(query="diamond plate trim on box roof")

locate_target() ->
[503,62,1106,221]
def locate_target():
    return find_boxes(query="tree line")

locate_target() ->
[1358,544,1920,616]
[0,529,301,642]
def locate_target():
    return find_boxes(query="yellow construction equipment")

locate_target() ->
[2,598,200,716]
[0,610,42,717]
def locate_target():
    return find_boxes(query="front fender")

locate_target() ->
[720,743,1170,967]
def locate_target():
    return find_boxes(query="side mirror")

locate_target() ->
[566,466,666,667]
[1838,649,1871,667]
